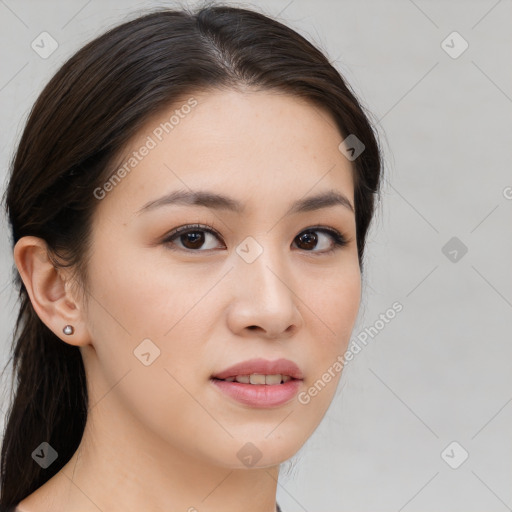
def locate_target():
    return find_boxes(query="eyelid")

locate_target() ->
[162,222,221,241]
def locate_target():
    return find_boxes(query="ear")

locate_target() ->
[13,236,91,346]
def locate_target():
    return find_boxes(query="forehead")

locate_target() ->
[94,88,355,220]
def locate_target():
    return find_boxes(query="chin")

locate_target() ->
[212,436,304,470]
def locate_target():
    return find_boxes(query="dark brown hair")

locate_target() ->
[0,3,382,508]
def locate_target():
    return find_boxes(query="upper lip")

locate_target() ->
[212,358,304,380]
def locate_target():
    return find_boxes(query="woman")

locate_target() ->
[0,4,382,511]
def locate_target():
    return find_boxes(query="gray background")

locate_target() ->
[0,0,511,511]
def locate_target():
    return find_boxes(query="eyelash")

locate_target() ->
[161,223,349,255]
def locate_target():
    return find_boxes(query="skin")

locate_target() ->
[14,88,361,512]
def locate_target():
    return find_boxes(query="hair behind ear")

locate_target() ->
[0,289,88,506]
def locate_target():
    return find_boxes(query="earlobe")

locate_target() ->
[13,236,90,346]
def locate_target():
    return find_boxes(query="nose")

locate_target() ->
[226,243,303,339]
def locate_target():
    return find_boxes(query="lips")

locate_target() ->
[210,358,304,407]
[211,357,304,381]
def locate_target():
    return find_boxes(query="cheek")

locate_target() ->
[84,244,220,397]
[297,263,361,399]
[86,241,208,337]
[83,251,217,444]
[306,262,361,343]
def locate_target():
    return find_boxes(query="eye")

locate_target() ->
[162,223,223,251]
[162,224,348,254]
[292,226,348,254]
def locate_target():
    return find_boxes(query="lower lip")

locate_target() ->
[211,378,302,407]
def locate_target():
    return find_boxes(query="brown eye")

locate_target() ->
[295,231,318,250]
[178,230,206,250]
[163,224,223,252]
[293,227,348,254]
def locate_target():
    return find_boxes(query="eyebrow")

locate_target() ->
[136,188,354,216]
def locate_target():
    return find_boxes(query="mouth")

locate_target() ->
[211,374,299,385]
[209,358,304,407]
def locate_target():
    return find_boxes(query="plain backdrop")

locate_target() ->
[0,1,510,511]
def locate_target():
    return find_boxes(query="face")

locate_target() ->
[80,88,361,468]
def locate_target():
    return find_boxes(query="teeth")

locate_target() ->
[263,374,282,385]
[249,374,266,385]
[221,373,292,385]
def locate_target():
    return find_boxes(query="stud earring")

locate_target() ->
[63,325,74,335]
